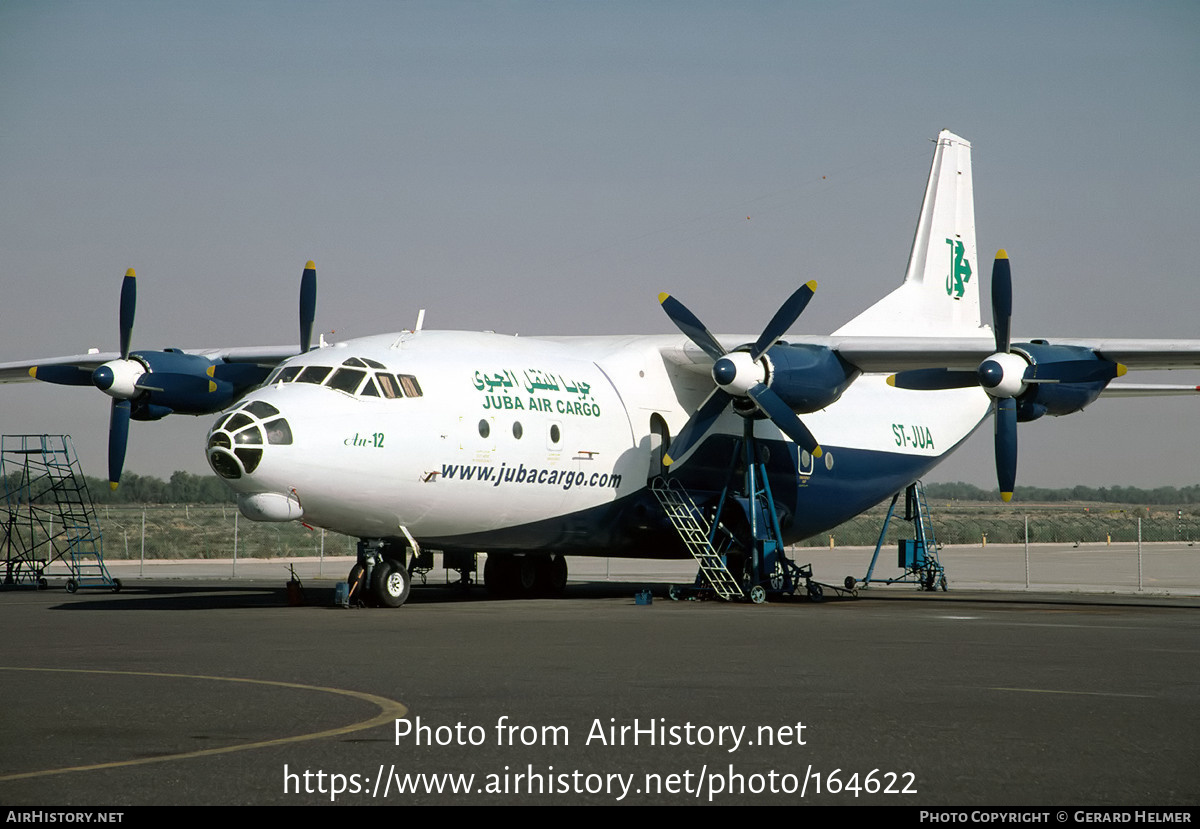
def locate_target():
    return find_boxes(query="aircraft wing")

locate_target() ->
[0,345,299,384]
[661,335,1200,374]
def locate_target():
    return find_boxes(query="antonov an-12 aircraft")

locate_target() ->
[5,130,1200,607]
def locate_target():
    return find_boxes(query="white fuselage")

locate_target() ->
[206,329,989,555]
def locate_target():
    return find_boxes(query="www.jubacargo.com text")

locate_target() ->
[283,763,918,802]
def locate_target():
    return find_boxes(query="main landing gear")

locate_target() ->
[348,538,412,608]
[483,553,568,599]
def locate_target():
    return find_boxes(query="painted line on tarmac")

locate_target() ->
[990,686,1154,699]
[0,667,408,782]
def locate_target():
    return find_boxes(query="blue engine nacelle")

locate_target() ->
[129,349,271,417]
[758,342,860,414]
[1011,340,1121,422]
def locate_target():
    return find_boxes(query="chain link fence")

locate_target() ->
[69,502,1200,560]
[798,503,1200,548]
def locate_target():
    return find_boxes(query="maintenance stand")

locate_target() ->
[854,480,947,591]
[653,420,826,603]
[1,435,120,592]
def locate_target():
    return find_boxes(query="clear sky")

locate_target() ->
[2,1,1198,489]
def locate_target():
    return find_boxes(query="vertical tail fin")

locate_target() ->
[833,130,981,337]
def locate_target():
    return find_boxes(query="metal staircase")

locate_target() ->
[1,435,119,592]
[650,477,743,600]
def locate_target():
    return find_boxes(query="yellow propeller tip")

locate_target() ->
[805,279,817,291]
[662,454,675,466]
[28,367,37,379]
[1001,491,1013,503]
[886,374,897,387]
[1116,363,1128,377]
[658,292,670,305]
[812,446,823,458]
[110,481,120,491]
[125,268,136,277]
[995,249,1008,260]
[305,260,316,269]
[208,380,217,393]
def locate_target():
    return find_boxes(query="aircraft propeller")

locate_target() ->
[31,262,318,489]
[657,281,823,466]
[888,251,1123,501]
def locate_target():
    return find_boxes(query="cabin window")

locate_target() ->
[360,378,380,397]
[277,366,303,383]
[478,420,490,438]
[512,422,523,439]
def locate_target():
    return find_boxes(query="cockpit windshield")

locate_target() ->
[265,358,422,399]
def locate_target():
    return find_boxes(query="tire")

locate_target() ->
[806,582,823,602]
[111,578,122,593]
[537,555,568,598]
[515,557,538,595]
[65,579,78,594]
[484,554,512,598]
[372,558,411,608]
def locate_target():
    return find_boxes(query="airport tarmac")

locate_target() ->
[1,547,1197,806]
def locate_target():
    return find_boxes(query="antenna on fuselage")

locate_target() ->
[415,309,425,331]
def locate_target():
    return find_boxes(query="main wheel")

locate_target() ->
[538,555,568,597]
[749,585,767,604]
[806,582,823,602]
[484,553,514,598]
[65,579,78,594]
[372,558,411,608]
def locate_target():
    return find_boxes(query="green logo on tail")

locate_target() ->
[944,238,972,299]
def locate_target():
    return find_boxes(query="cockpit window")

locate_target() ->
[296,366,332,384]
[399,374,423,397]
[225,413,254,432]
[244,401,280,419]
[327,368,366,394]
[377,374,401,399]
[264,358,422,401]
[264,418,292,445]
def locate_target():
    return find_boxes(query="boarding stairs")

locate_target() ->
[650,477,743,600]
[1,435,119,592]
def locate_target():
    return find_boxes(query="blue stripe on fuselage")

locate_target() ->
[419,435,952,558]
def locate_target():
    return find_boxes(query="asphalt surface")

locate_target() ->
[1,551,1198,806]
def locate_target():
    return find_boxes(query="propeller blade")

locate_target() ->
[662,388,732,466]
[1024,359,1124,385]
[108,398,132,489]
[28,365,94,386]
[119,269,136,359]
[659,293,726,362]
[746,384,822,457]
[749,280,816,360]
[994,397,1017,502]
[991,251,1011,354]
[888,368,980,391]
[300,260,317,353]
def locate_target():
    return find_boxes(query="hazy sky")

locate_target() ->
[2,1,1198,489]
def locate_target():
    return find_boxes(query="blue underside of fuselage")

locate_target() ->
[422,435,951,558]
